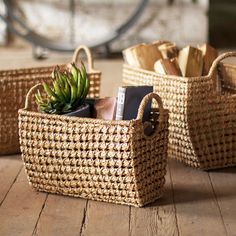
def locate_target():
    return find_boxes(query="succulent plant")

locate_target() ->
[35,63,90,114]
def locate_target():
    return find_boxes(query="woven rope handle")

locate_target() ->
[136,93,164,120]
[24,83,42,110]
[208,51,236,78]
[72,45,95,73]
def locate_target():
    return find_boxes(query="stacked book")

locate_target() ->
[90,86,153,122]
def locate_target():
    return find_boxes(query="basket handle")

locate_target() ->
[24,83,42,110]
[208,52,236,78]
[72,45,97,73]
[136,92,164,121]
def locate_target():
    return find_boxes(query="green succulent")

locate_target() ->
[35,63,90,114]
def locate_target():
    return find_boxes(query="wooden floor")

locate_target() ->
[0,48,236,236]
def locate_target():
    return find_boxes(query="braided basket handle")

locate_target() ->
[136,93,164,121]
[208,52,236,78]
[24,83,42,110]
[72,45,97,73]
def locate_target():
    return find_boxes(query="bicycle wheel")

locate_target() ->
[2,0,148,52]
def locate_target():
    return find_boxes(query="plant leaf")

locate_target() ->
[43,82,57,99]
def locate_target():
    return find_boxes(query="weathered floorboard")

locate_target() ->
[129,167,179,236]
[81,200,130,236]
[209,167,236,236]
[0,155,22,205]
[33,194,87,236]
[169,159,227,236]
[0,168,47,236]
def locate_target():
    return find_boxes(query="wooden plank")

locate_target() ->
[33,195,87,236]
[0,168,47,236]
[0,155,22,205]
[129,166,179,236]
[169,159,227,236]
[209,167,236,236]
[81,200,130,236]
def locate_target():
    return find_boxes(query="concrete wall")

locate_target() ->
[112,0,208,50]
[0,0,209,50]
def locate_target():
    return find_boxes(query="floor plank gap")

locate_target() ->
[168,163,180,236]
[207,172,228,235]
[79,200,88,236]
[32,194,49,236]
[128,206,131,236]
[0,165,23,207]
[168,159,227,236]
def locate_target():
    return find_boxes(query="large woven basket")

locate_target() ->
[18,88,169,207]
[0,45,101,155]
[123,52,236,170]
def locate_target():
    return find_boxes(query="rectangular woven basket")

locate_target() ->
[0,45,101,155]
[123,52,236,170]
[18,89,169,207]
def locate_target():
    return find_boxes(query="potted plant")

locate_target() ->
[35,63,91,117]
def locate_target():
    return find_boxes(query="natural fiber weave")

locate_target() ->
[0,45,101,155]
[123,52,236,170]
[19,89,168,207]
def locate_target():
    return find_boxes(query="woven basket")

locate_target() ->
[123,52,236,170]
[0,45,101,155]
[18,87,169,207]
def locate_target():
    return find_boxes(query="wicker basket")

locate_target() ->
[123,52,236,170]
[0,45,101,155]
[18,87,169,207]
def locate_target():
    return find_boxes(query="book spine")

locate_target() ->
[115,87,126,120]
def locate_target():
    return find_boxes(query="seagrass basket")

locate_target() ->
[123,52,236,170]
[18,88,169,207]
[0,45,101,155]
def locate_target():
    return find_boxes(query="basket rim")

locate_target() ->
[0,64,63,74]
[18,108,168,126]
[0,64,101,83]
[18,108,136,125]
[123,63,210,83]
[123,62,236,82]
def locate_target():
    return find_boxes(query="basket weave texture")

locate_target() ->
[19,89,168,207]
[0,45,101,155]
[123,52,236,170]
